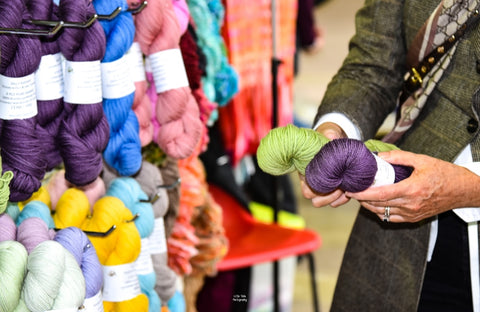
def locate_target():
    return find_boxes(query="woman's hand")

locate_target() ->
[299,122,351,208]
[346,150,480,223]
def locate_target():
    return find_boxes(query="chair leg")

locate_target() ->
[306,252,321,312]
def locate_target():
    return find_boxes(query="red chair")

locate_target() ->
[209,184,321,312]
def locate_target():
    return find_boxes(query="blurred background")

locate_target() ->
[291,0,364,311]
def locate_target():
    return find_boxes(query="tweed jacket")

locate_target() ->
[313,0,480,311]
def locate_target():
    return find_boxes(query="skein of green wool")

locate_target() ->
[256,124,330,176]
[0,240,28,312]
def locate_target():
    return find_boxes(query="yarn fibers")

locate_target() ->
[257,124,413,194]
[0,240,28,312]
[94,0,142,177]
[106,177,160,312]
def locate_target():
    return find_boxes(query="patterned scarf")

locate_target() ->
[383,0,480,143]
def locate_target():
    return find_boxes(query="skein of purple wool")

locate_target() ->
[305,138,412,194]
[27,0,65,171]
[0,0,47,202]
[54,227,103,300]
[56,0,110,186]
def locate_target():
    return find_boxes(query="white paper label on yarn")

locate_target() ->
[102,263,142,302]
[147,49,189,93]
[63,60,102,104]
[149,218,167,254]
[101,54,135,99]
[126,42,146,83]
[44,308,78,312]
[134,238,155,275]
[371,153,396,187]
[35,53,64,101]
[0,73,37,120]
[79,290,104,312]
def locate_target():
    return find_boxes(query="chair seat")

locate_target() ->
[209,184,321,271]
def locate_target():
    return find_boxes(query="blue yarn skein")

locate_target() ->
[94,0,142,176]
[15,201,55,229]
[106,177,160,312]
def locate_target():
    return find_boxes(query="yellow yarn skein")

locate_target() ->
[53,188,90,229]
[81,196,149,312]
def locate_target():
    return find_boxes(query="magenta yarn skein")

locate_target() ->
[56,0,110,186]
[0,0,47,202]
[305,138,412,194]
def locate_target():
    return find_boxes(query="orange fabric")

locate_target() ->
[219,0,297,165]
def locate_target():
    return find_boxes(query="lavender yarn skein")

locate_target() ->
[0,213,16,242]
[54,227,103,299]
[56,0,110,186]
[305,138,412,193]
[0,0,47,202]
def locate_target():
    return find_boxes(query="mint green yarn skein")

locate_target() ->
[256,124,330,176]
[0,241,28,312]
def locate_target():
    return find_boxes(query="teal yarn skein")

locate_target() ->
[0,240,28,312]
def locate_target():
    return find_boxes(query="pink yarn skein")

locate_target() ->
[134,0,202,159]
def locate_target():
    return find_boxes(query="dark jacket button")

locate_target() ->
[467,118,478,133]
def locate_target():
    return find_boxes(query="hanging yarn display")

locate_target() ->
[29,0,66,171]
[54,227,104,309]
[134,0,203,159]
[81,196,149,312]
[103,160,179,305]
[94,0,143,177]
[0,240,28,312]
[187,0,239,107]
[21,240,86,311]
[256,124,413,194]
[106,177,161,312]
[56,0,110,187]
[0,0,47,202]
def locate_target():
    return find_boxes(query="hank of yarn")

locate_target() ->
[305,138,413,193]
[0,240,28,312]
[56,0,110,187]
[81,196,149,311]
[22,240,86,311]
[53,187,91,230]
[0,0,48,202]
[17,217,54,254]
[256,124,330,176]
[54,227,103,299]
[0,170,13,214]
[106,177,160,311]
[94,0,142,177]
[16,200,55,229]
[0,213,16,242]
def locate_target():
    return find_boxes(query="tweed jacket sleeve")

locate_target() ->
[312,0,438,140]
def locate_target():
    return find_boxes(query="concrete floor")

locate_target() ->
[291,0,364,311]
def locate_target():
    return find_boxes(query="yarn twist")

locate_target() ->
[54,227,103,300]
[0,0,46,202]
[0,170,13,214]
[0,213,16,242]
[94,0,143,176]
[21,240,86,311]
[257,124,412,194]
[56,0,110,186]
[81,196,149,312]
[135,0,203,159]
[17,216,55,254]
[0,240,28,312]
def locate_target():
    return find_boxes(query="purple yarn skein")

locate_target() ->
[0,213,16,242]
[0,0,47,202]
[56,0,110,186]
[305,138,412,194]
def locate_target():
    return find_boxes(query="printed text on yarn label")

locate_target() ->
[102,263,142,302]
[149,218,167,254]
[148,49,189,93]
[64,60,102,104]
[372,154,395,187]
[126,42,147,83]
[79,290,104,312]
[35,53,64,101]
[134,238,155,275]
[0,73,37,119]
[101,54,135,99]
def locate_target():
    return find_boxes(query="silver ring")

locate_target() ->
[383,206,391,222]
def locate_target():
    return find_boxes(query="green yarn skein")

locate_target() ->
[256,124,400,176]
[0,240,28,312]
